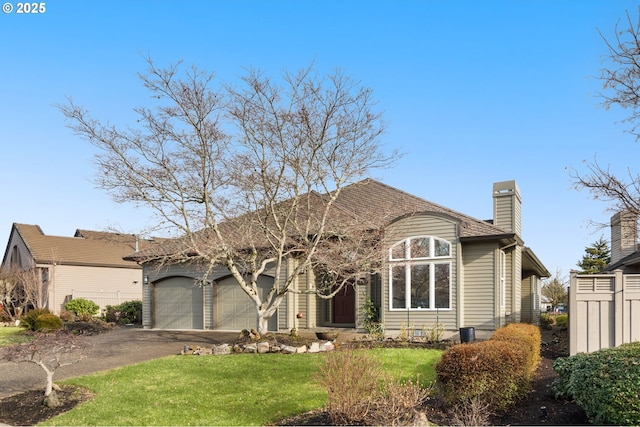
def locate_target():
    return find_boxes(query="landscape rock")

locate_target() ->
[308,342,321,353]
[244,343,257,353]
[281,345,297,354]
[257,342,270,354]
[213,344,231,355]
[296,345,307,354]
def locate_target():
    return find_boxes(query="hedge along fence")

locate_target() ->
[435,323,541,412]
[552,341,640,425]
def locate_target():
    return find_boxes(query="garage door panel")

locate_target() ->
[154,277,203,329]
[217,276,277,331]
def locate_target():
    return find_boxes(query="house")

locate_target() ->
[1,223,158,315]
[130,179,550,335]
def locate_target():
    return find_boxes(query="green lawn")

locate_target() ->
[44,348,442,426]
[0,327,32,346]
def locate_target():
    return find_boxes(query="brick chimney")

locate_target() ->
[610,210,638,263]
[493,180,522,238]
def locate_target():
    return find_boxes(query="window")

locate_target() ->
[389,236,451,310]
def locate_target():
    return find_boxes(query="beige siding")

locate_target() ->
[461,241,498,329]
[511,245,522,323]
[381,214,459,332]
[52,265,142,314]
[521,275,533,323]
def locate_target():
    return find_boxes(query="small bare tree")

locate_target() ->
[2,331,88,407]
[60,58,399,333]
[15,262,49,311]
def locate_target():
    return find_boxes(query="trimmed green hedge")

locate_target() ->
[552,342,640,425]
[65,298,100,317]
[436,323,541,412]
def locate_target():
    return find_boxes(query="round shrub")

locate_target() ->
[34,313,63,331]
[555,314,568,328]
[103,300,142,324]
[491,323,541,379]
[115,300,142,324]
[20,308,53,331]
[562,342,640,425]
[436,340,529,411]
[65,298,100,318]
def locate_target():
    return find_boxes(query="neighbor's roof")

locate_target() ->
[5,223,161,269]
[128,178,520,262]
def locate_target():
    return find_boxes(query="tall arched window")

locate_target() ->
[389,236,451,310]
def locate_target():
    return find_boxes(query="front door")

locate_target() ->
[332,285,355,324]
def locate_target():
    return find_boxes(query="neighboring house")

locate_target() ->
[131,179,550,335]
[1,223,158,314]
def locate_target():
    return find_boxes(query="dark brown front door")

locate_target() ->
[333,285,355,324]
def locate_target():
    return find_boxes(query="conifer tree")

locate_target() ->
[576,237,611,274]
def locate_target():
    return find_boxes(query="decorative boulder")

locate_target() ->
[257,342,270,354]
[213,344,231,355]
[281,345,297,354]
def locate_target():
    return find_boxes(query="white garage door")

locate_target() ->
[154,277,204,329]
[216,275,277,331]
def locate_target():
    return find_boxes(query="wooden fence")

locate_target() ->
[68,290,141,313]
[569,270,640,355]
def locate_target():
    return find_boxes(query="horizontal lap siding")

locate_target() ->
[52,265,142,314]
[461,242,497,329]
[382,215,458,331]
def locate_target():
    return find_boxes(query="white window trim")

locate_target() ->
[388,236,453,311]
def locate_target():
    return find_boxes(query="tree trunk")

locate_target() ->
[257,313,270,335]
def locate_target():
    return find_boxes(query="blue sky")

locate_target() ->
[1,1,637,277]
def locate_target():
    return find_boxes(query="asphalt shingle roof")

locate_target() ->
[128,179,513,261]
[11,224,150,268]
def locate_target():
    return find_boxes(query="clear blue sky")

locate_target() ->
[1,1,637,277]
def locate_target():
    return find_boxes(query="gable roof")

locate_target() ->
[4,223,158,269]
[330,179,512,239]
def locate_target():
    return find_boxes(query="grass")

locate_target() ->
[0,327,31,346]
[44,348,443,426]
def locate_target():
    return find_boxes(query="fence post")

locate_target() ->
[614,269,624,347]
[569,270,577,356]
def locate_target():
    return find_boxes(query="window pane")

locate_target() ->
[410,237,430,258]
[411,264,430,308]
[391,241,406,260]
[391,266,406,309]
[434,263,450,308]
[434,238,450,257]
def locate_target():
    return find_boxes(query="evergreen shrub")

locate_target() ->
[491,322,541,378]
[436,339,529,411]
[552,342,640,425]
[34,313,63,331]
[555,314,568,328]
[104,300,142,324]
[20,308,52,331]
[65,298,100,318]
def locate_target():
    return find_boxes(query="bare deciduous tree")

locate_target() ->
[60,58,399,333]
[0,262,49,319]
[2,331,88,406]
[572,9,640,217]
